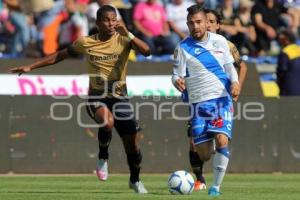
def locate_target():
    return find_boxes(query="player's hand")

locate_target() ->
[231,82,240,102]
[175,78,186,92]
[115,22,128,36]
[8,66,31,76]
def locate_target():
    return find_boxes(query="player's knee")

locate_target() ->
[94,108,114,130]
[97,116,114,131]
[104,117,114,131]
[215,134,229,148]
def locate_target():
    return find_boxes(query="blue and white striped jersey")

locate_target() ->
[172,32,235,103]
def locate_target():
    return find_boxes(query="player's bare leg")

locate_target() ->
[94,106,114,181]
[122,134,148,194]
[195,141,214,162]
[208,133,230,196]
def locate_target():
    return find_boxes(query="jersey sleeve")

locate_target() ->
[119,34,132,51]
[67,37,85,57]
[222,37,234,65]
[172,45,187,85]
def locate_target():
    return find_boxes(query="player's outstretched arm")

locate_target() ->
[129,34,151,56]
[115,22,151,56]
[8,48,70,75]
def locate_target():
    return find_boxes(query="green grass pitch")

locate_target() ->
[1,174,300,200]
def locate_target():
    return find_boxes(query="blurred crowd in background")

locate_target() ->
[0,0,299,59]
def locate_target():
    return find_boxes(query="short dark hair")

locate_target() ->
[187,4,206,20]
[279,28,297,43]
[204,8,222,25]
[96,5,117,21]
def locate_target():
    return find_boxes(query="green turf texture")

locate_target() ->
[1,174,300,200]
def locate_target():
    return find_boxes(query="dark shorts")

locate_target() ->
[86,97,140,137]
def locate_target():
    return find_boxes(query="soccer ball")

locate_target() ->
[167,170,194,195]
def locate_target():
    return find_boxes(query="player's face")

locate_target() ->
[96,11,117,36]
[187,12,207,40]
[206,13,220,33]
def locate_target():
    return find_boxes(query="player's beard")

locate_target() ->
[192,31,207,41]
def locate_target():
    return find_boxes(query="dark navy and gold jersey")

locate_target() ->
[277,44,300,95]
[68,33,131,97]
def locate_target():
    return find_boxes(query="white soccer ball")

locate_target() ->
[167,170,194,195]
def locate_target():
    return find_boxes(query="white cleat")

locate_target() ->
[129,181,148,194]
[96,159,108,181]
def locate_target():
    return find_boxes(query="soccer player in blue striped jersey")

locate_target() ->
[172,5,240,197]
[187,8,248,192]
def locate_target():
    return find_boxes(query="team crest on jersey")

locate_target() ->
[194,48,201,55]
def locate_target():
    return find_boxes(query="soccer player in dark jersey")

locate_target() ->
[187,8,247,192]
[9,5,150,194]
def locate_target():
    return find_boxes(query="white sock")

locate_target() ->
[212,147,230,191]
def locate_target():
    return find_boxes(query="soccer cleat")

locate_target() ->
[96,159,108,181]
[208,186,221,197]
[194,180,207,191]
[129,181,148,194]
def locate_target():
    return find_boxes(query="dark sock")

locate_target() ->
[189,150,206,183]
[98,128,112,160]
[127,150,142,183]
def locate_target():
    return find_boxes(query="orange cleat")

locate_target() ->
[194,180,207,191]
